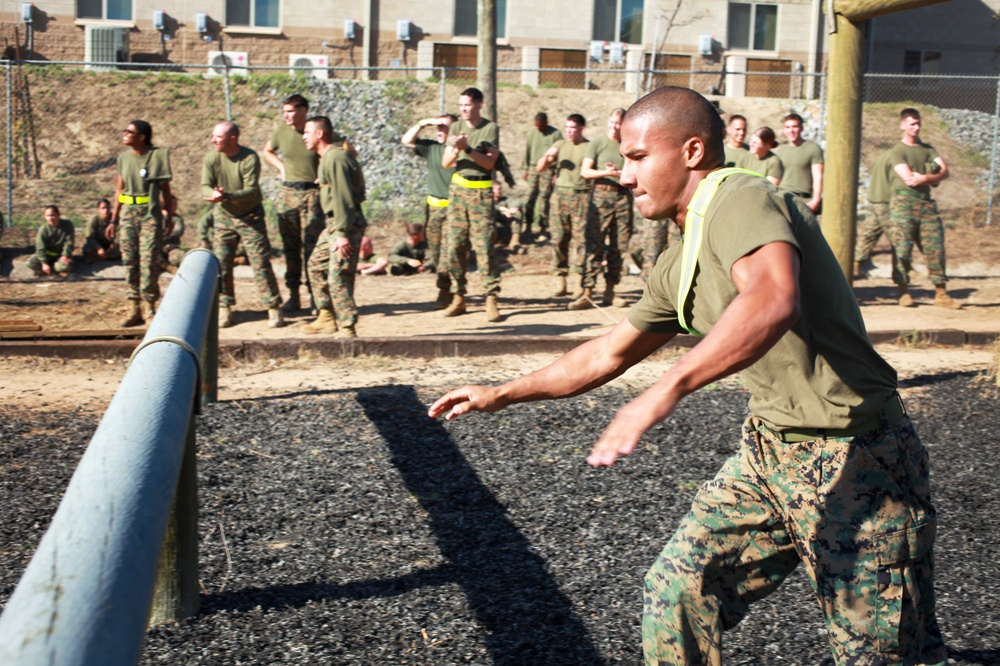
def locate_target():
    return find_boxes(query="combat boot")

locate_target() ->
[567,288,595,311]
[267,307,285,328]
[601,285,616,306]
[434,287,452,310]
[333,324,357,339]
[485,295,501,322]
[218,305,234,328]
[553,275,568,297]
[897,285,914,308]
[281,291,301,313]
[933,285,961,310]
[302,308,337,334]
[442,295,467,317]
[121,300,143,328]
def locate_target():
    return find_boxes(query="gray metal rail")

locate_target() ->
[0,248,220,665]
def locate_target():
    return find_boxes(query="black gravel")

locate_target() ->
[2,374,999,665]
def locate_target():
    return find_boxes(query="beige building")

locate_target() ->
[0,0,995,97]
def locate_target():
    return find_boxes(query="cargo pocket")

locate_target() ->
[872,519,936,655]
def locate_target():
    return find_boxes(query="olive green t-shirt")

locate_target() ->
[736,150,783,182]
[888,140,939,199]
[723,143,748,168]
[552,139,591,191]
[867,149,895,204]
[627,173,897,431]
[413,140,453,200]
[117,146,172,216]
[84,215,112,247]
[319,147,366,237]
[35,219,75,259]
[201,146,263,217]
[775,140,823,198]
[449,117,500,179]
[524,125,563,170]
[584,135,623,184]
[270,123,319,184]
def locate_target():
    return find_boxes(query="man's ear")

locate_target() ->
[684,137,706,169]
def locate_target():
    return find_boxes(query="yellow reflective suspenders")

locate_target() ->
[676,168,761,336]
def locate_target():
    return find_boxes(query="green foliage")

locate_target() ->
[538,81,559,89]
[244,72,303,99]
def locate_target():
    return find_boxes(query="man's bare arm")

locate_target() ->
[262,140,284,179]
[428,319,673,421]
[808,163,823,211]
[580,156,620,180]
[587,241,802,466]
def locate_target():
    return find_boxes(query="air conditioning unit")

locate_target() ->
[85,25,129,71]
[206,51,249,77]
[289,54,329,80]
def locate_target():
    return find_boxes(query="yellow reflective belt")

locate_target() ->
[451,173,493,189]
[426,195,450,208]
[119,194,151,205]
[677,168,761,336]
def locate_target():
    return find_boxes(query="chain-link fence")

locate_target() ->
[1,61,997,243]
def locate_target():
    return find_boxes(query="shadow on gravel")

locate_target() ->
[898,369,984,388]
[948,647,1000,665]
[354,384,605,666]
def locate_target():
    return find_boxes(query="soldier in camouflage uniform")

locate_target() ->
[581,108,630,308]
[854,148,894,279]
[429,87,946,666]
[521,112,562,242]
[633,215,682,280]
[82,199,120,264]
[27,205,74,276]
[537,114,591,307]
[109,120,175,327]
[202,121,284,329]
[262,94,325,313]
[441,87,502,322]
[301,116,367,338]
[887,107,959,308]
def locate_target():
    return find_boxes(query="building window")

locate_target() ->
[454,0,507,39]
[903,49,941,86]
[592,0,644,44]
[226,0,279,28]
[77,0,132,21]
[728,3,778,51]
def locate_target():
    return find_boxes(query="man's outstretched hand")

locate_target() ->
[427,385,507,421]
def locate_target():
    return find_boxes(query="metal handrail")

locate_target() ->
[0,248,220,665]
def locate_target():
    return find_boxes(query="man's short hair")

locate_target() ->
[44,204,60,215]
[97,198,111,208]
[900,107,921,121]
[306,116,346,143]
[610,108,626,120]
[405,223,425,236]
[442,113,458,123]
[728,114,747,125]
[282,94,309,109]
[220,121,240,139]
[567,113,586,127]
[535,112,548,123]
[783,113,804,126]
[460,87,484,103]
[753,126,776,148]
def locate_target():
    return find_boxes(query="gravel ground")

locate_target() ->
[2,374,999,665]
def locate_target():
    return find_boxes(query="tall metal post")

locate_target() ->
[986,75,999,227]
[6,60,12,226]
[477,0,497,121]
[439,66,446,115]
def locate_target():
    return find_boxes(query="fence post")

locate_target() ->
[439,66,446,115]
[986,75,999,227]
[5,60,11,227]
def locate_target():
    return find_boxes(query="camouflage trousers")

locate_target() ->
[856,202,891,264]
[308,222,365,327]
[213,205,282,308]
[888,193,948,287]
[584,187,632,288]
[635,217,682,280]
[425,200,452,290]
[119,203,163,303]
[523,170,555,233]
[643,410,946,666]
[550,188,590,278]
[27,254,72,275]
[276,186,324,294]
[82,236,120,264]
[445,183,500,297]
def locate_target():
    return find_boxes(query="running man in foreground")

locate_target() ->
[428,86,945,665]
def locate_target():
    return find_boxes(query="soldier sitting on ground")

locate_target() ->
[82,198,120,264]
[27,204,74,277]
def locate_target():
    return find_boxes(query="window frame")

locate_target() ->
[453,0,507,39]
[225,0,281,30]
[76,0,133,23]
[727,2,779,53]
[902,49,942,87]
[591,0,644,45]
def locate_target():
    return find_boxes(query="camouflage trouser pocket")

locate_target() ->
[871,520,936,655]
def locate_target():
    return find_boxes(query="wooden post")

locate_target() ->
[477,0,497,121]
[822,13,865,281]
